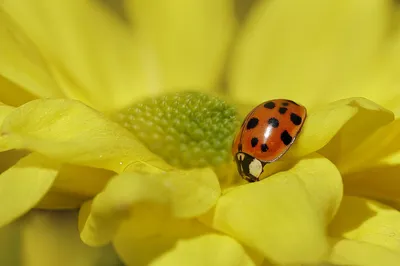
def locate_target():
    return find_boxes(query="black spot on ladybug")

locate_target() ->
[268,117,279,128]
[287,100,299,106]
[251,137,258,147]
[278,107,288,114]
[290,113,302,126]
[282,102,289,106]
[238,143,243,151]
[246,117,259,130]
[264,101,276,109]
[281,130,293,145]
[261,143,269,152]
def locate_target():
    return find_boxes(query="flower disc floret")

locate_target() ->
[113,91,240,168]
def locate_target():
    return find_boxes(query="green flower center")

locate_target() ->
[112,91,241,168]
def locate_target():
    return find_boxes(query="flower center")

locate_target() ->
[112,91,241,168]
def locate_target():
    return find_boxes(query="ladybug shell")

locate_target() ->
[232,99,306,163]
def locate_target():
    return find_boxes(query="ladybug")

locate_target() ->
[232,99,306,182]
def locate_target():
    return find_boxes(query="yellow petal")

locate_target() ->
[229,0,396,109]
[0,102,15,151]
[126,0,235,96]
[290,154,343,224]
[286,98,393,163]
[338,118,400,205]
[318,98,394,167]
[113,213,263,266]
[0,100,17,117]
[78,200,92,233]
[0,218,20,265]
[1,98,171,173]
[2,0,146,111]
[328,238,400,266]
[335,118,400,175]
[114,217,208,266]
[36,165,115,209]
[329,196,400,252]
[285,99,357,159]
[199,154,342,264]
[36,192,87,210]
[21,210,122,266]
[0,153,60,227]
[0,11,63,100]
[149,234,257,266]
[357,21,400,118]
[0,75,37,107]
[0,149,29,174]
[2,0,235,111]
[80,168,220,246]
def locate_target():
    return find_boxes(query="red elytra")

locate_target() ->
[232,99,306,182]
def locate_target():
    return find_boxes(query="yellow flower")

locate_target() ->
[0,1,400,266]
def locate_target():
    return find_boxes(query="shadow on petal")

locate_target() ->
[21,210,123,266]
[329,196,400,252]
[0,149,30,174]
[0,76,37,107]
[343,165,400,206]
[36,164,115,209]
[0,217,21,265]
[114,218,209,266]
[328,196,379,237]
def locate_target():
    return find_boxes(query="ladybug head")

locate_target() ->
[234,152,266,182]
